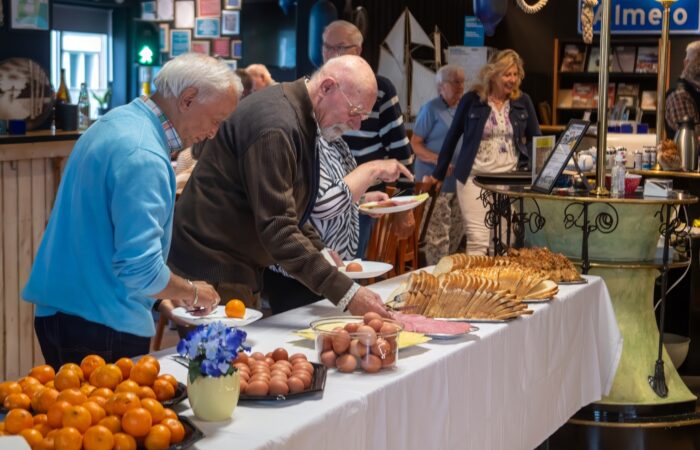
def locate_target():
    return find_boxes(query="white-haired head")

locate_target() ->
[323,20,363,47]
[154,53,242,102]
[436,64,465,88]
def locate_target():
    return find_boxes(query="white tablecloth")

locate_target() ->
[157,274,622,450]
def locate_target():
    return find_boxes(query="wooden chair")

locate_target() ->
[152,314,168,351]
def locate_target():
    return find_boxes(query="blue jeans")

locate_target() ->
[356,214,376,259]
[35,312,151,370]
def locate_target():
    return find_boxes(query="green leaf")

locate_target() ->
[188,360,202,384]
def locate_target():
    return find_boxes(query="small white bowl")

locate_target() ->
[663,333,691,369]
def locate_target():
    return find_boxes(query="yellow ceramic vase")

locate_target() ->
[187,371,240,421]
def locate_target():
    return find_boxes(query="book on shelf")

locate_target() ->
[587,47,601,72]
[572,83,596,108]
[635,46,658,74]
[616,82,640,97]
[558,89,573,108]
[641,90,657,110]
[561,44,586,72]
[611,46,636,72]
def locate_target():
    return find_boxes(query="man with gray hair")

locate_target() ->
[23,53,240,367]
[665,41,700,137]
[169,55,391,318]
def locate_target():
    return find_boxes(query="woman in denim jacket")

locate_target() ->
[430,49,541,255]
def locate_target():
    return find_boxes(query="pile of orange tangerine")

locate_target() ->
[0,355,186,450]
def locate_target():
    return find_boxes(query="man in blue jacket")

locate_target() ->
[22,53,240,368]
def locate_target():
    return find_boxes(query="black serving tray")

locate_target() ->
[170,415,204,450]
[238,363,327,402]
[162,382,188,407]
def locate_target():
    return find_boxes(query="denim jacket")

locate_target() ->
[433,91,541,184]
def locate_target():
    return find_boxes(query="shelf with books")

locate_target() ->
[551,37,669,126]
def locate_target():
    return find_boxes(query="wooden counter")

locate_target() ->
[0,131,78,380]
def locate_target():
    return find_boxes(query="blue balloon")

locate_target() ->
[473,0,508,37]
[308,0,338,67]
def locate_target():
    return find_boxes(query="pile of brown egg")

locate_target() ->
[233,349,315,397]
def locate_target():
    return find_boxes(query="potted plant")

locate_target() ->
[177,322,249,421]
[91,84,112,117]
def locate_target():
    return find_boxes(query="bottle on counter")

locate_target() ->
[611,151,627,196]
[56,69,71,104]
[77,83,90,131]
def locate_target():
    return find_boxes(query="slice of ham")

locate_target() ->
[391,312,473,335]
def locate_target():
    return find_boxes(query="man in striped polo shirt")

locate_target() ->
[322,20,414,258]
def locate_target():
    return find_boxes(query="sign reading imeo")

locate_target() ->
[578,0,700,34]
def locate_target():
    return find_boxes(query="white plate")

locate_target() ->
[338,260,393,279]
[171,306,263,326]
[425,325,479,340]
[358,194,429,215]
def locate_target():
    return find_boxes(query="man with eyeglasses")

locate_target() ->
[169,55,394,318]
[322,20,414,259]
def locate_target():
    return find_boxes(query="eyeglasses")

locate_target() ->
[322,42,358,55]
[336,83,370,120]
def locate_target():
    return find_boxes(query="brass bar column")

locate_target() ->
[656,0,674,144]
[594,0,612,197]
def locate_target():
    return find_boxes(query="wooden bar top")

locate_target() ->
[0,130,81,145]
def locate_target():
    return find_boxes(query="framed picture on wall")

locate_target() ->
[212,38,230,57]
[191,40,211,55]
[221,10,239,35]
[222,60,238,71]
[196,0,220,17]
[170,29,191,57]
[141,1,157,20]
[156,0,174,20]
[159,23,170,53]
[174,0,195,28]
[194,17,220,38]
[230,39,242,59]
[11,0,49,30]
[224,0,241,9]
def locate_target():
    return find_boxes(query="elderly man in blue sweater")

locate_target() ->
[22,53,241,368]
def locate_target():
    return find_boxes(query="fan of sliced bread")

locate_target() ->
[388,271,533,321]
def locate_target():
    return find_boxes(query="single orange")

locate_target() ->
[160,418,185,444]
[33,422,53,438]
[54,370,81,391]
[62,404,92,433]
[0,381,22,403]
[129,362,158,387]
[56,388,87,406]
[31,387,59,413]
[80,355,106,380]
[58,364,84,380]
[136,356,160,373]
[156,374,178,390]
[115,358,134,380]
[113,432,137,450]
[152,379,175,402]
[82,400,106,425]
[46,400,72,428]
[4,392,31,410]
[121,407,152,437]
[19,427,44,447]
[80,383,97,397]
[162,408,177,421]
[18,376,42,392]
[33,413,48,426]
[144,424,171,450]
[89,388,114,399]
[104,392,140,416]
[115,380,141,395]
[98,415,122,434]
[30,365,56,385]
[140,398,165,424]
[5,408,34,434]
[138,386,157,400]
[34,436,56,450]
[53,426,83,450]
[225,299,246,318]
[89,364,123,390]
[83,424,114,450]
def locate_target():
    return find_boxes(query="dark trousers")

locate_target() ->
[262,269,322,315]
[35,312,151,370]
[356,214,375,259]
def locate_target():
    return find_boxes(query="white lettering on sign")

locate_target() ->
[674,8,688,25]
[611,4,689,27]
[648,8,662,25]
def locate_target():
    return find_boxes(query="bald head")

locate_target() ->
[308,55,377,141]
[322,20,363,63]
[246,64,275,92]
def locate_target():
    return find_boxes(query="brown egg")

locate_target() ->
[336,354,357,373]
[239,379,248,394]
[371,338,391,359]
[233,352,249,364]
[238,371,250,382]
[382,351,396,368]
[271,364,292,377]
[251,352,266,361]
[368,318,384,332]
[269,379,290,396]
[349,339,368,358]
[331,329,351,354]
[379,322,399,337]
[289,353,308,363]
[250,373,271,383]
[233,363,250,373]
[272,348,289,362]
[320,350,337,368]
[270,370,288,380]
[251,365,270,374]
[293,361,315,376]
[245,380,269,396]
[320,335,333,352]
[275,359,293,369]
[345,262,363,272]
[360,354,382,373]
[363,312,382,324]
[287,376,305,394]
[264,357,276,366]
[356,325,377,346]
[265,352,274,359]
[344,322,360,333]
[292,370,312,389]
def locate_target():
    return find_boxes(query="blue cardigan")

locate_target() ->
[433,91,541,183]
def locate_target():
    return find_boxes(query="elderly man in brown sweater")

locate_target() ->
[168,55,390,317]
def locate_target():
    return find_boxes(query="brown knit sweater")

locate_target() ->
[168,78,354,303]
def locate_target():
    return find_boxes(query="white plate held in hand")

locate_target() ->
[338,260,393,279]
[171,306,263,326]
[358,194,429,215]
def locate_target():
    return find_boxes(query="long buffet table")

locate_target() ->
[156,272,622,450]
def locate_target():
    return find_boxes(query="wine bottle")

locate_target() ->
[56,69,71,104]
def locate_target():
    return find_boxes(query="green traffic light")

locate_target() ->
[139,45,154,65]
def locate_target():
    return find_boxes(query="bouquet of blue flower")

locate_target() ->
[177,322,250,383]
